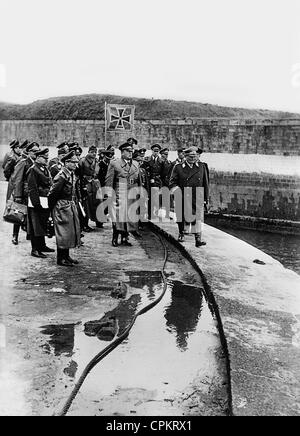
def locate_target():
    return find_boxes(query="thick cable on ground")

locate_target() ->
[55,232,168,416]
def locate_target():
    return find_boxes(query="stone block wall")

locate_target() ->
[209,171,300,220]
[1,118,300,155]
[1,118,300,225]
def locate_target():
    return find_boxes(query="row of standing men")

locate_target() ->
[3,137,209,266]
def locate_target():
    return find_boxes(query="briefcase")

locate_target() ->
[3,199,27,225]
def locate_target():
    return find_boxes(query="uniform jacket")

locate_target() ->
[2,151,13,169]
[26,162,52,237]
[169,161,209,224]
[49,157,63,179]
[11,156,35,201]
[142,155,164,188]
[105,158,141,232]
[3,152,21,181]
[48,167,81,249]
[169,161,209,201]
[76,155,101,221]
[97,158,110,187]
[161,159,173,187]
[76,155,99,183]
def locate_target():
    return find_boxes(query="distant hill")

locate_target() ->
[0,94,299,120]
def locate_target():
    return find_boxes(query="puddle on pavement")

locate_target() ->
[40,268,220,414]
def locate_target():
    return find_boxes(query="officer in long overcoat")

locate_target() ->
[142,143,164,217]
[169,146,209,247]
[76,145,101,230]
[26,148,54,257]
[48,151,81,267]
[10,142,40,245]
[105,142,142,247]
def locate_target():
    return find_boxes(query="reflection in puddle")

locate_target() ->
[40,324,75,357]
[40,276,210,395]
[165,281,203,352]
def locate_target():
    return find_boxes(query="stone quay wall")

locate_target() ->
[208,170,300,224]
[1,119,300,228]
[1,118,300,155]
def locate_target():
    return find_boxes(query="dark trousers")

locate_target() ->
[13,224,20,237]
[57,248,69,261]
[177,222,185,234]
[31,236,46,251]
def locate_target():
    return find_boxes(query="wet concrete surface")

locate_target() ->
[0,181,228,416]
[154,219,300,416]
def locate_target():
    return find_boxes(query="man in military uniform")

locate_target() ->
[142,143,164,218]
[105,142,142,247]
[2,140,19,170]
[48,151,81,267]
[10,142,40,245]
[133,149,149,227]
[169,146,209,247]
[127,137,138,147]
[49,142,69,178]
[27,148,54,258]
[95,145,115,228]
[3,140,23,183]
[76,145,101,230]
[196,147,210,185]
[160,148,173,188]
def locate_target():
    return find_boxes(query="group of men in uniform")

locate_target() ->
[3,135,209,268]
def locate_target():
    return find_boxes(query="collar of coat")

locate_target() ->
[181,161,200,169]
[120,158,139,170]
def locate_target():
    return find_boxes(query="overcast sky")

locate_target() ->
[0,0,299,112]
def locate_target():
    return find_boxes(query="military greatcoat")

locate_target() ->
[48,167,81,249]
[169,161,209,233]
[26,162,52,237]
[105,158,141,233]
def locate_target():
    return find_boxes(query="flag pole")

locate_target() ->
[104,101,107,149]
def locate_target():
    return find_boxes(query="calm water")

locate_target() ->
[216,226,300,275]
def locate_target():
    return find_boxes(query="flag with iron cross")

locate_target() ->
[106,104,135,131]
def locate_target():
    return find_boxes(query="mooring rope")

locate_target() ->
[55,232,169,416]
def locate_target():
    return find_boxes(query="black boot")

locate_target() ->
[195,236,206,247]
[57,248,73,266]
[112,228,119,247]
[12,234,18,245]
[121,235,132,246]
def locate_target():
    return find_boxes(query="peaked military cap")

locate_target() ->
[151,143,161,151]
[88,145,97,151]
[57,141,68,149]
[132,150,143,159]
[119,142,133,152]
[183,146,198,154]
[104,145,115,155]
[58,148,67,155]
[35,147,49,157]
[61,150,78,163]
[9,139,20,149]
[26,141,40,152]
[161,147,169,154]
[127,137,138,146]
[20,139,30,149]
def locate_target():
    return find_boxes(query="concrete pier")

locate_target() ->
[151,219,300,416]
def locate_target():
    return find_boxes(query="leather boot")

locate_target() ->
[12,235,18,245]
